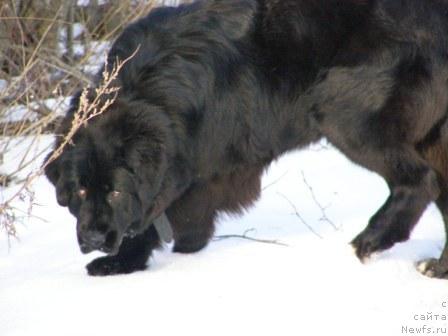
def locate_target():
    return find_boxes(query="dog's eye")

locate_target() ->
[77,188,87,199]
[107,190,121,203]
[111,191,121,198]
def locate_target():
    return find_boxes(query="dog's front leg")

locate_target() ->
[86,225,160,276]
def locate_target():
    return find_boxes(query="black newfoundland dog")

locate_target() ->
[46,0,448,278]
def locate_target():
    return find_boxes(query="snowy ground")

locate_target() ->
[1,137,448,336]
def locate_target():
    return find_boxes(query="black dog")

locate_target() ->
[46,0,448,278]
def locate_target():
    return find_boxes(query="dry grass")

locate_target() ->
[0,0,162,238]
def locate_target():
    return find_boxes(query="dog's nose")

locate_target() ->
[82,230,106,249]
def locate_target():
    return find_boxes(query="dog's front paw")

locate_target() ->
[351,228,396,262]
[417,258,448,279]
[86,256,147,276]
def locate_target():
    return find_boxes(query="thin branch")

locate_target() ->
[42,46,140,170]
[277,192,323,239]
[262,170,288,191]
[1,2,157,239]
[1,48,140,237]
[213,228,288,247]
[301,170,339,231]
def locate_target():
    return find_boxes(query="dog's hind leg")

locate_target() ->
[417,141,448,278]
[417,182,448,279]
[86,225,160,276]
[349,149,439,261]
[167,166,262,253]
[301,59,446,261]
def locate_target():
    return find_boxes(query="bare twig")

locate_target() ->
[213,228,288,247]
[43,48,140,169]
[0,49,139,237]
[277,192,323,239]
[1,1,160,239]
[262,170,288,191]
[300,170,339,230]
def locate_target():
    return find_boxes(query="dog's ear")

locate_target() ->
[45,145,87,207]
[55,179,71,206]
[44,155,60,186]
[44,157,71,206]
[204,0,257,40]
[44,159,71,206]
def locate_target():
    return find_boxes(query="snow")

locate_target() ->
[0,79,7,92]
[1,137,447,336]
[80,41,111,75]
[77,0,108,6]
[0,97,70,123]
[0,105,32,123]
[2,0,447,333]
[43,97,72,117]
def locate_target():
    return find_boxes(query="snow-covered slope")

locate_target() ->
[1,138,447,336]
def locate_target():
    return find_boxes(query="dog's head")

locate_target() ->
[45,98,178,255]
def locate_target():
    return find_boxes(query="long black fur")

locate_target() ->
[46,0,448,278]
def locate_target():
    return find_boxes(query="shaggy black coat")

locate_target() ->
[46,0,448,278]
